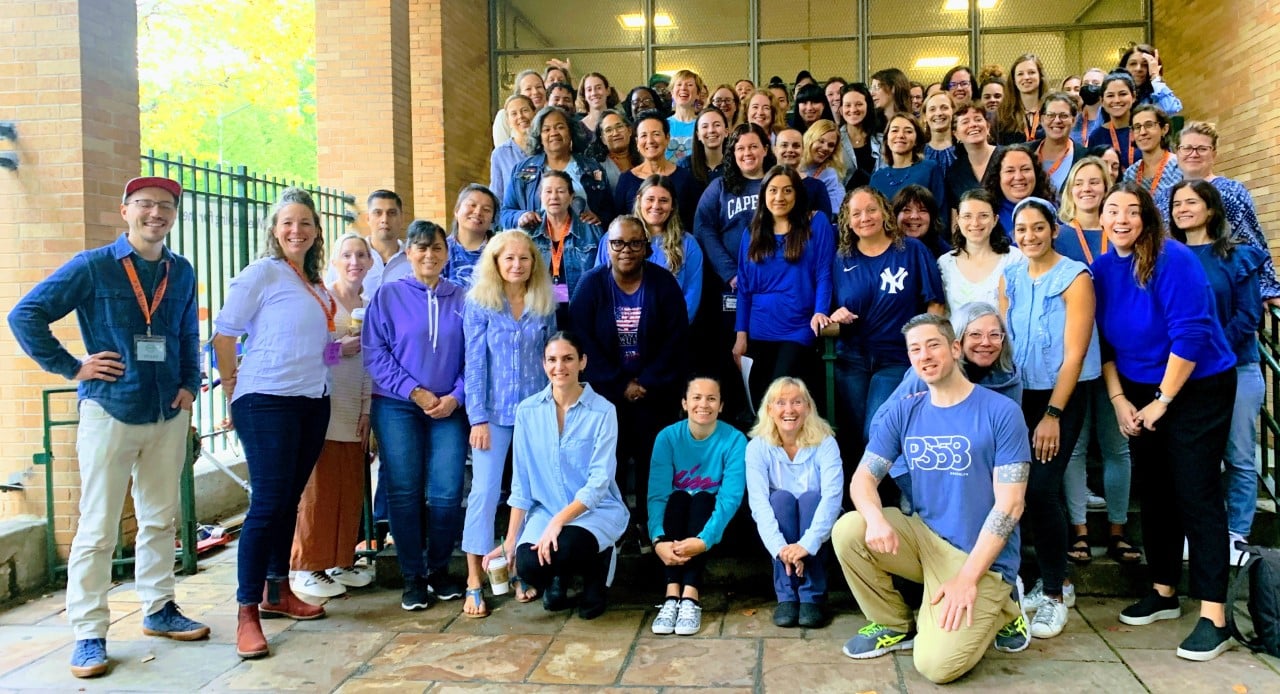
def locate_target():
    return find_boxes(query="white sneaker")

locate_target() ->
[1085,489,1106,509]
[674,599,702,636]
[651,598,678,635]
[1229,534,1249,566]
[1030,599,1069,639]
[291,570,346,599]
[328,565,374,588]
[1020,579,1076,610]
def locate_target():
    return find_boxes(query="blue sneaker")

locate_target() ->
[842,622,915,659]
[69,638,108,678]
[142,601,211,641]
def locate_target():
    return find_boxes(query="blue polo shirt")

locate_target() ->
[9,233,200,424]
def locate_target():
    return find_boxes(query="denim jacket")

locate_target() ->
[462,297,556,427]
[499,153,615,230]
[1003,256,1102,391]
[9,233,200,424]
[527,215,602,301]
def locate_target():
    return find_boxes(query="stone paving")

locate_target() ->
[1,546,1279,692]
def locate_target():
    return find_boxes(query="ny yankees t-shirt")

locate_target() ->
[867,385,1031,585]
[832,236,944,364]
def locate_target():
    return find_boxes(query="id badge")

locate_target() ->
[135,335,167,362]
[553,282,570,304]
[323,341,342,366]
[721,292,737,312]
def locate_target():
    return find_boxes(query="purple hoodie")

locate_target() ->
[362,275,466,404]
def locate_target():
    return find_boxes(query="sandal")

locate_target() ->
[1108,535,1142,564]
[1068,534,1093,564]
[462,587,489,618]
[512,576,538,603]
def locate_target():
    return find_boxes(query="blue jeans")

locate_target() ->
[769,489,827,604]
[462,423,514,556]
[1063,378,1132,525]
[1225,363,1264,537]
[232,393,330,604]
[835,351,908,447]
[370,396,467,579]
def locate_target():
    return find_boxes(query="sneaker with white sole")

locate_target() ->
[1085,489,1106,509]
[291,570,346,599]
[674,599,702,636]
[994,614,1031,652]
[1229,534,1248,567]
[651,598,678,635]
[1119,591,1181,626]
[1176,617,1234,661]
[842,622,915,659]
[327,565,374,588]
[1030,599,1069,639]
[1020,579,1076,610]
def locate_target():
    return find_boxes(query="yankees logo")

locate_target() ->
[905,435,973,474]
[880,267,908,294]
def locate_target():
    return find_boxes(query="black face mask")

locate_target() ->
[1080,84,1102,107]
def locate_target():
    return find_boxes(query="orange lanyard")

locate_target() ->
[1024,112,1040,141]
[548,216,570,278]
[1038,139,1071,177]
[286,261,336,332]
[1070,219,1106,265]
[1078,114,1089,146]
[1108,123,1135,166]
[1137,151,1172,194]
[121,257,169,336]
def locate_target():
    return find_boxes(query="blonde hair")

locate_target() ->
[748,89,787,134]
[329,232,371,265]
[1180,120,1219,148]
[748,377,834,448]
[631,176,685,274]
[801,119,846,180]
[1056,157,1113,224]
[466,230,555,316]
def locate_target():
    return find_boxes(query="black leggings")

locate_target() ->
[515,525,610,592]
[661,491,716,590]
[747,339,819,411]
[1020,387,1086,596]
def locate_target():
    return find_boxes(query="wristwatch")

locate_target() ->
[1154,390,1174,404]
[1045,405,1063,419]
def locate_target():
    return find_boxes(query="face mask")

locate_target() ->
[1080,84,1102,107]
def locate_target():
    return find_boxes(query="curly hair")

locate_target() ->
[982,144,1054,209]
[264,187,325,284]
[837,186,904,257]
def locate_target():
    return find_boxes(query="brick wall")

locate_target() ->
[0,0,141,555]
[1154,0,1279,252]
[315,0,416,228]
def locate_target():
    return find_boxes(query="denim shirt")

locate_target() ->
[1003,256,1102,391]
[527,215,602,301]
[509,384,630,550]
[9,233,200,425]
[462,297,556,427]
[498,153,614,230]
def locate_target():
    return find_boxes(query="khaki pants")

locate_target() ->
[67,400,190,639]
[832,508,1020,684]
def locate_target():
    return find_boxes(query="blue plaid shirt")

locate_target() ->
[9,233,200,424]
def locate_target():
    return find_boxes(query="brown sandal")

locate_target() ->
[1068,534,1092,564]
[1108,535,1142,564]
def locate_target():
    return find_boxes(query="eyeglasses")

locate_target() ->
[601,125,628,135]
[1177,144,1214,155]
[1132,121,1162,132]
[1043,113,1074,122]
[946,81,972,90]
[964,331,1004,343]
[711,97,735,106]
[632,97,656,108]
[127,200,177,212]
[608,239,647,252]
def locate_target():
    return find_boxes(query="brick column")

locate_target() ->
[0,0,141,553]
[315,0,416,228]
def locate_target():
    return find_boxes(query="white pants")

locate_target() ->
[66,400,190,639]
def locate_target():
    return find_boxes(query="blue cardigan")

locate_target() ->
[568,262,689,403]
[499,152,615,230]
[735,212,836,345]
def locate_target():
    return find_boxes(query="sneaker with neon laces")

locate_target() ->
[142,601,210,641]
[1030,599,1069,638]
[327,565,374,588]
[651,598,679,635]
[69,638,108,678]
[1021,579,1076,610]
[291,569,346,599]
[674,599,702,636]
[995,613,1031,652]
[842,622,916,659]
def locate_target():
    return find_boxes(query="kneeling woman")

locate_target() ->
[647,376,748,636]
[486,332,629,620]
[745,377,843,629]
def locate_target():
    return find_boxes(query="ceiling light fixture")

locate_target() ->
[915,56,961,69]
[943,0,998,11]
[619,13,675,29]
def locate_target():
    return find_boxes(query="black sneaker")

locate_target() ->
[1118,591,1181,626]
[427,573,465,601]
[1176,617,1234,661]
[798,602,825,628]
[542,576,573,612]
[401,576,435,611]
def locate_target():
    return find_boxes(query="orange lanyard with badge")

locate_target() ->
[1070,219,1106,266]
[1038,139,1071,177]
[285,261,341,365]
[122,257,170,361]
[1137,151,1171,194]
[548,216,571,303]
[1108,123,1135,167]
[1024,112,1041,142]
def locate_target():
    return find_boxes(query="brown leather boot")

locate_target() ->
[235,604,269,659]
[260,579,326,620]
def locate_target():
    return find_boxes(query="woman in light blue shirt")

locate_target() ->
[485,332,629,620]
[745,376,843,630]
[998,197,1099,639]
[461,230,556,618]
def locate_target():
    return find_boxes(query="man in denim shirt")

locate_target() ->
[9,177,209,678]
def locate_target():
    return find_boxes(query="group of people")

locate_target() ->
[10,41,1275,684]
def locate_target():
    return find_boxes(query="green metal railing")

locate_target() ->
[1256,307,1280,501]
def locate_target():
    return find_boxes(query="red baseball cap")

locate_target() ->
[122,176,182,202]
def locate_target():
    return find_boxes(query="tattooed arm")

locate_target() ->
[931,461,1030,632]
[850,450,899,554]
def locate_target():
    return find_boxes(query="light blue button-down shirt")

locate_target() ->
[744,435,844,558]
[463,298,556,427]
[509,384,629,549]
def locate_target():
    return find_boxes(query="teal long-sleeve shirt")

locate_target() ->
[646,420,748,549]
